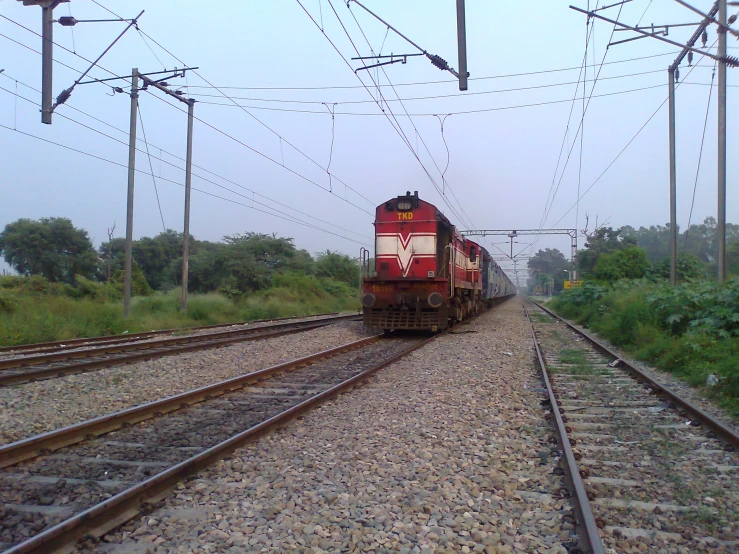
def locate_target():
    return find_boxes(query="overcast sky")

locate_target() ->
[0,0,736,282]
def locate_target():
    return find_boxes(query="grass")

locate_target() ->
[552,348,595,375]
[0,275,359,347]
[549,278,739,416]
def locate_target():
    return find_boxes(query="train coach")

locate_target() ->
[361,191,516,331]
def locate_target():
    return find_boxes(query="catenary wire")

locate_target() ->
[0,121,372,247]
[0,71,372,242]
[316,0,471,228]
[134,28,376,209]
[195,83,667,116]
[183,68,673,105]
[1,12,376,218]
[683,62,717,253]
[549,45,713,229]
[343,0,477,230]
[178,51,685,91]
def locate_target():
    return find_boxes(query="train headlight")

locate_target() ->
[397,201,412,211]
[427,292,443,308]
[362,293,376,307]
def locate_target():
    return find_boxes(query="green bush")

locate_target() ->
[550,277,739,414]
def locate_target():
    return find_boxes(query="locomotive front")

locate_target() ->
[362,191,452,331]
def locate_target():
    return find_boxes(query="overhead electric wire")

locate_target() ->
[0,121,371,247]
[537,14,597,238]
[184,68,672,105]
[549,44,714,229]
[539,1,626,232]
[1,12,376,219]
[178,51,686,91]
[683,62,716,252]
[310,0,471,228]
[343,0,477,230]
[194,83,667,116]
[136,101,168,232]
[133,27,376,209]
[0,71,371,242]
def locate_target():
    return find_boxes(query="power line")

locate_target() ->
[1,13,376,217]
[177,51,686,91]
[184,67,673,105]
[549,46,712,229]
[541,1,626,231]
[314,0,471,228]
[136,101,168,232]
[133,26,376,209]
[343,0,477,230]
[684,63,716,252]
[195,83,667,116]
[0,121,372,247]
[1,72,370,242]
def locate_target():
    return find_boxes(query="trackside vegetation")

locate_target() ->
[549,279,739,415]
[0,218,360,347]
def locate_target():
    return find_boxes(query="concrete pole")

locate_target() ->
[41,5,54,124]
[668,68,678,286]
[717,0,727,284]
[456,0,468,91]
[181,100,195,311]
[123,69,138,318]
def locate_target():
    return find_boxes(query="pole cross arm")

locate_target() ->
[462,228,577,238]
[673,0,739,40]
[570,5,739,66]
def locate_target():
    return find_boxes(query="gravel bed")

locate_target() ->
[81,299,576,554]
[0,322,372,446]
[546,308,739,433]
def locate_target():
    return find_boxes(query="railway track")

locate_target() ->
[0,314,358,387]
[0,332,433,553]
[0,312,343,356]
[524,298,739,553]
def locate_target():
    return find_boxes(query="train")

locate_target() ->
[361,191,516,331]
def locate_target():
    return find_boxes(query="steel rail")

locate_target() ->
[0,335,381,469]
[522,300,605,554]
[0,316,359,386]
[0,312,343,355]
[530,299,739,447]
[2,334,437,553]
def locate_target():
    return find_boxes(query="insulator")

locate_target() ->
[428,54,449,71]
[726,56,739,68]
[688,51,693,66]
[675,68,680,82]
[55,87,72,106]
[702,30,708,47]
[729,14,737,25]
[58,16,77,27]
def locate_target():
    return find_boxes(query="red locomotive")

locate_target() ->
[361,191,515,331]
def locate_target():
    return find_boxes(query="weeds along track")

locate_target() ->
[0,333,432,553]
[0,312,343,357]
[524,298,739,553]
[0,314,359,386]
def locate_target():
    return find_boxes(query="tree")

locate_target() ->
[0,217,98,283]
[593,247,650,282]
[527,248,570,293]
[314,250,359,287]
[576,227,637,277]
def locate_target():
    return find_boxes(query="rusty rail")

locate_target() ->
[0,315,359,386]
[0,312,344,355]
[2,334,437,553]
[530,299,739,448]
[522,300,605,554]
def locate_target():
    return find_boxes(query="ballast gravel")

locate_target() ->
[546,308,739,433]
[83,299,575,554]
[0,321,372,445]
